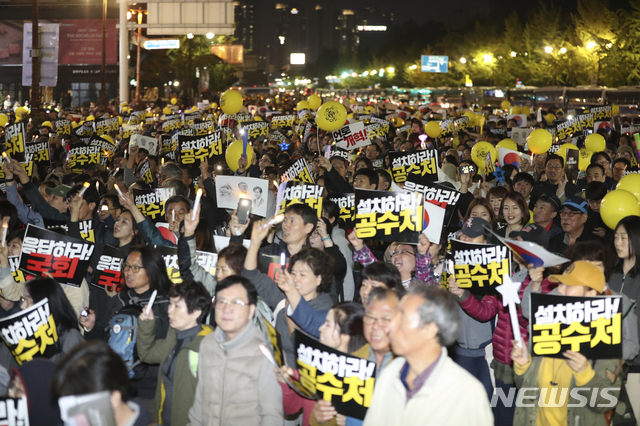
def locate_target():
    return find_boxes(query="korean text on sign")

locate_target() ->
[389,149,438,183]
[355,190,423,243]
[451,239,511,295]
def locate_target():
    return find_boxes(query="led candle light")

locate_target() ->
[419,134,428,149]
[114,183,124,200]
[1,223,7,247]
[95,181,100,192]
[264,214,285,229]
[192,188,203,220]
[78,182,91,197]
[280,252,286,268]
[146,290,158,316]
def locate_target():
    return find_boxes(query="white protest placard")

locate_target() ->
[510,127,533,147]
[213,235,251,252]
[332,121,370,151]
[130,134,158,155]
[215,176,269,217]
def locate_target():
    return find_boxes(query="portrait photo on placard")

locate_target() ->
[215,175,269,217]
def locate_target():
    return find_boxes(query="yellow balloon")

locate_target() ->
[0,114,8,127]
[308,95,322,110]
[221,90,243,115]
[600,189,640,230]
[297,100,310,111]
[364,105,375,115]
[254,116,263,122]
[210,102,218,109]
[579,149,592,171]
[425,121,441,138]
[171,98,177,105]
[585,133,606,153]
[511,106,522,115]
[316,101,347,132]
[521,106,531,116]
[349,99,356,105]
[86,115,95,122]
[556,109,565,119]
[393,117,404,127]
[527,129,552,154]
[545,113,555,123]
[616,173,640,202]
[476,113,486,127]
[225,140,255,172]
[557,143,578,162]
[501,100,511,110]
[496,138,517,151]
[163,107,171,115]
[471,142,497,171]
[192,105,198,111]
[612,104,620,116]
[464,111,476,125]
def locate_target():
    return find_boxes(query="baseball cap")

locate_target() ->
[45,185,71,199]
[511,223,549,249]
[461,217,490,238]
[537,194,561,212]
[562,196,588,214]
[548,261,605,293]
[618,145,634,156]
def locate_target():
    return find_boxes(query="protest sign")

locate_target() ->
[74,122,95,144]
[24,140,50,165]
[130,134,158,155]
[58,391,114,426]
[326,146,351,165]
[270,114,296,132]
[56,118,72,136]
[67,144,101,172]
[294,330,376,420]
[259,253,289,280]
[121,124,138,139]
[530,293,622,359]
[565,148,580,183]
[138,159,154,185]
[9,256,30,283]
[218,113,251,129]
[577,113,595,133]
[133,187,175,223]
[555,117,583,141]
[240,121,270,142]
[0,397,29,426]
[162,118,182,133]
[333,122,370,151]
[191,120,216,136]
[354,189,423,243]
[215,176,269,217]
[275,181,323,218]
[91,245,125,292]
[156,246,217,284]
[178,131,224,167]
[5,123,25,159]
[95,117,119,136]
[588,105,613,121]
[19,225,94,288]
[450,239,511,295]
[329,194,355,229]
[0,298,60,365]
[388,149,438,183]
[281,157,315,184]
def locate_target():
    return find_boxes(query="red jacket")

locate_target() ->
[459,277,555,366]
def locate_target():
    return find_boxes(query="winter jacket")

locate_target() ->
[362,348,493,426]
[137,320,213,426]
[187,321,283,426]
[332,227,355,301]
[608,271,640,366]
[513,356,621,426]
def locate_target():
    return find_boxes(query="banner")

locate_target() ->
[275,181,323,218]
[240,121,270,142]
[25,140,50,165]
[388,149,438,183]
[91,245,125,292]
[56,118,72,136]
[178,132,223,167]
[0,397,29,426]
[67,144,101,172]
[368,117,390,139]
[156,246,217,284]
[295,330,376,420]
[5,123,25,158]
[95,117,119,136]
[138,159,154,185]
[329,194,355,229]
[133,187,175,223]
[530,293,622,359]
[333,122,370,151]
[215,176,269,217]
[9,256,30,283]
[130,134,158,155]
[450,239,511,295]
[354,190,423,243]
[120,124,138,140]
[588,105,613,121]
[74,122,95,144]
[281,158,314,184]
[19,225,94,287]
[0,298,60,365]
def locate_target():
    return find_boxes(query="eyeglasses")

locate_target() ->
[559,210,582,218]
[546,164,563,170]
[214,297,247,309]
[596,159,610,165]
[390,250,415,257]
[122,263,145,273]
[363,315,392,327]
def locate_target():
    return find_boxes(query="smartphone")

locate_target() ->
[237,198,252,225]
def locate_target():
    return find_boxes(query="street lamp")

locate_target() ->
[483,54,492,63]
[187,33,194,39]
[129,7,147,102]
[544,46,553,54]
[387,67,395,73]
[560,47,567,54]
[460,57,467,64]
[587,41,597,50]
[510,51,516,57]
[206,32,215,39]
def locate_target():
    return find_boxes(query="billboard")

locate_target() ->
[421,55,448,73]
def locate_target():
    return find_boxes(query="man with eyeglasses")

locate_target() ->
[363,287,400,373]
[548,196,602,256]
[188,275,283,426]
[612,158,630,185]
[617,145,636,163]
[532,154,578,205]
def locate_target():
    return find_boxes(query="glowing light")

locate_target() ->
[587,41,597,50]
[483,54,492,63]
[544,46,553,54]
[387,67,395,73]
[510,51,516,57]
[206,32,214,39]
[560,47,567,54]
[460,57,467,64]
[187,33,194,39]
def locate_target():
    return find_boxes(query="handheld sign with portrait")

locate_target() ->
[450,239,511,295]
[19,225,94,288]
[294,330,376,420]
[355,189,423,243]
[530,293,622,359]
[130,134,158,155]
[215,176,269,218]
[0,298,60,365]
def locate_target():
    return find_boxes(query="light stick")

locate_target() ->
[264,214,284,229]
[114,183,124,200]
[146,290,157,316]
[192,188,202,220]
[78,181,91,197]
[280,252,286,268]
[1,223,7,247]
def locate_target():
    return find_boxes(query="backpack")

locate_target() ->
[108,304,146,380]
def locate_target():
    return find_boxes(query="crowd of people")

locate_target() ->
[0,94,637,426]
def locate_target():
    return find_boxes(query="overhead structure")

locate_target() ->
[145,0,234,36]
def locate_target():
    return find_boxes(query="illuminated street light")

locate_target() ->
[387,67,395,73]
[483,54,492,63]
[606,43,612,48]
[379,68,384,74]
[371,70,377,75]
[187,33,194,39]
[587,41,597,50]
[510,51,516,57]
[544,46,553,54]
[206,32,214,39]
[351,72,357,77]
[341,72,349,78]
[363,71,369,76]
[409,65,417,70]
[460,57,467,64]
[174,81,179,87]
[560,47,567,54]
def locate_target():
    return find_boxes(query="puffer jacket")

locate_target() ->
[187,321,283,426]
[459,276,554,365]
